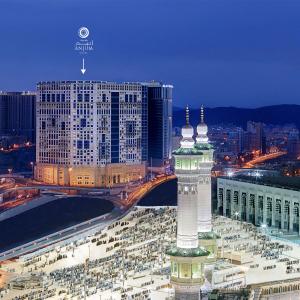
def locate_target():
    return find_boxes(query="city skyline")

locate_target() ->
[2,1,300,299]
[1,0,300,108]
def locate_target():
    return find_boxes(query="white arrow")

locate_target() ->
[81,58,86,74]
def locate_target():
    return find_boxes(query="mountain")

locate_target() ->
[173,105,300,129]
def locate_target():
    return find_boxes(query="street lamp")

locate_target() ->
[254,171,261,181]
[261,223,267,235]
[234,211,239,220]
[227,171,234,177]
[30,162,34,179]
[68,167,73,187]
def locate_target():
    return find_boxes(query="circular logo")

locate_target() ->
[78,27,89,39]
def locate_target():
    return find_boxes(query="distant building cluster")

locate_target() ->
[206,122,299,164]
[35,81,172,187]
[287,129,300,159]
[211,121,266,161]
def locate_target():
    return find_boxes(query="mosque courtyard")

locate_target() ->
[1,206,300,299]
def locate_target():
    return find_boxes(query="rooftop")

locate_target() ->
[219,175,300,192]
[36,80,173,87]
[195,143,214,150]
[172,146,203,156]
[166,245,209,257]
[0,91,36,96]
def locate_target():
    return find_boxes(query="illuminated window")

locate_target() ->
[171,262,178,278]
[180,263,191,279]
[192,263,201,279]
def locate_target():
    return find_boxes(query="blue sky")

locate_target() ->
[1,0,300,107]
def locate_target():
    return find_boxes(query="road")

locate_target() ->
[0,175,175,262]
[242,151,287,168]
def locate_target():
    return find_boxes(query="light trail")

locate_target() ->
[242,151,287,168]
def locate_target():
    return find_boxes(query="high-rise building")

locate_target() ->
[146,82,173,167]
[245,121,266,154]
[287,130,300,159]
[227,128,244,154]
[35,80,172,187]
[167,107,209,299]
[0,92,36,142]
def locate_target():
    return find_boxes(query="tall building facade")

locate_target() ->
[287,130,300,159]
[167,107,209,299]
[35,81,172,187]
[245,121,266,154]
[0,92,36,142]
[147,82,173,167]
[227,128,244,154]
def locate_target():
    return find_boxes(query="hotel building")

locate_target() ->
[35,81,172,187]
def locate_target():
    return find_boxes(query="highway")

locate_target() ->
[1,184,111,194]
[242,151,287,168]
[0,175,175,262]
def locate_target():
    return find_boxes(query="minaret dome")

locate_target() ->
[180,105,195,148]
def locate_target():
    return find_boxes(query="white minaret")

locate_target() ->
[176,106,199,249]
[167,106,209,300]
[196,105,214,234]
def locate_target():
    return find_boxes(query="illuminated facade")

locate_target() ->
[195,106,214,234]
[35,81,150,187]
[194,106,219,256]
[167,107,209,300]
[217,176,300,234]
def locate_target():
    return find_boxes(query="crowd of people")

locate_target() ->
[1,207,176,299]
[2,209,300,299]
[213,216,300,285]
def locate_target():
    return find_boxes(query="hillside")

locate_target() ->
[173,105,300,129]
